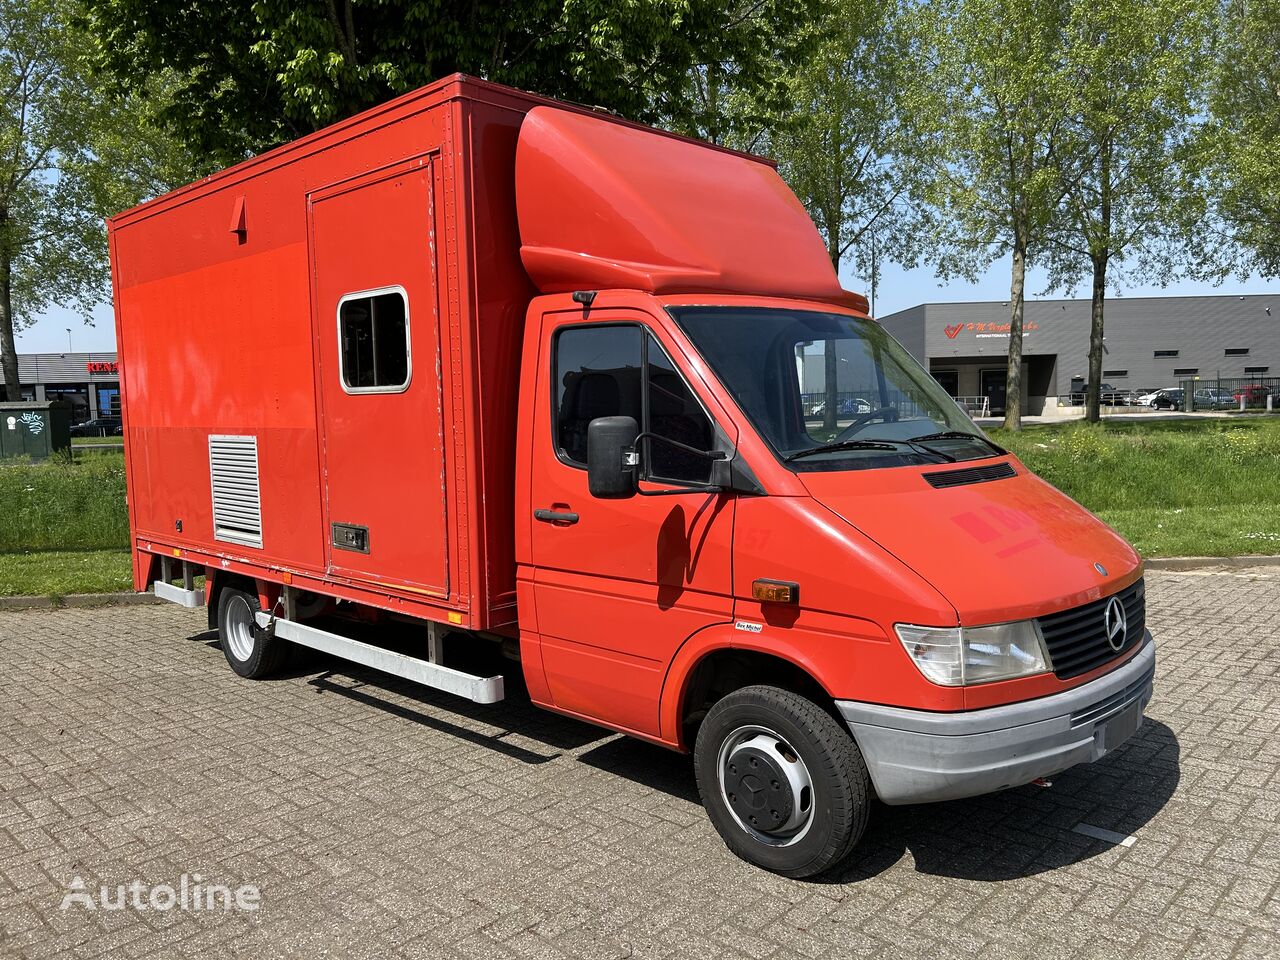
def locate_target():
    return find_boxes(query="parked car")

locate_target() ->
[1151,389,1184,411]
[1231,384,1275,406]
[1196,388,1237,409]
[69,416,123,437]
[1137,388,1172,406]
[811,397,872,417]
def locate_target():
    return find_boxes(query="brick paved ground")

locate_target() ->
[1,568,1278,960]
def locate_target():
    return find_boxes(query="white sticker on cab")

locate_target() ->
[734,620,763,634]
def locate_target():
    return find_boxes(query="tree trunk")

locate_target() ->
[1085,252,1108,423]
[1085,139,1113,425]
[0,207,19,402]
[1003,228,1027,431]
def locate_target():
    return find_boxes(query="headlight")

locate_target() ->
[895,620,1051,686]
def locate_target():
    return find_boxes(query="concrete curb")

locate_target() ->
[1144,555,1280,571]
[0,592,163,611]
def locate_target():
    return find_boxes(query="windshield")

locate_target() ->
[669,306,998,471]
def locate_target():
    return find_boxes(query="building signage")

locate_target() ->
[86,361,119,374]
[944,321,1040,340]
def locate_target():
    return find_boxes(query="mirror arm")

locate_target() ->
[636,484,725,497]
[631,431,727,461]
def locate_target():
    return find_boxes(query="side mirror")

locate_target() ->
[587,416,639,499]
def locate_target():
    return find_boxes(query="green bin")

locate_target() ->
[0,400,72,459]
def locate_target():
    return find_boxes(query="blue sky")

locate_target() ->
[15,257,1280,354]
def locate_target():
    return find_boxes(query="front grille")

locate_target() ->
[923,462,1016,488]
[1037,578,1146,680]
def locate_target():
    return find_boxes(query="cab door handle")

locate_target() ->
[534,508,579,525]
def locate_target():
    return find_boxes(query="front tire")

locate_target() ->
[217,586,287,679]
[693,685,870,878]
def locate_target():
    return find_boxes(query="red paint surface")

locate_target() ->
[515,107,866,312]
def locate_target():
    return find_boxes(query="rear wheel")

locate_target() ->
[694,685,870,878]
[217,586,287,679]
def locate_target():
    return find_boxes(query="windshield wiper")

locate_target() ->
[785,439,955,463]
[911,430,1007,456]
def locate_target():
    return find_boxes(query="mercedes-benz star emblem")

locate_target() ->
[1103,596,1127,651]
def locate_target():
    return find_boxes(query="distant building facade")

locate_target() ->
[14,352,120,423]
[878,293,1279,414]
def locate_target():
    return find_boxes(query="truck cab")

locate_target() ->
[514,289,1152,876]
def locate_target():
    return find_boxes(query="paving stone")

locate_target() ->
[0,569,1278,958]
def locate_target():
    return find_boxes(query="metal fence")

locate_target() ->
[953,396,991,418]
[1056,391,1142,407]
[1177,377,1280,412]
[800,391,993,421]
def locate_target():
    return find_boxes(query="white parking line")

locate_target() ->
[1073,823,1137,847]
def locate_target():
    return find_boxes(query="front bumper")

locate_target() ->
[837,633,1155,805]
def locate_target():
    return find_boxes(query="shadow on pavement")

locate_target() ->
[186,626,1179,883]
[829,717,1181,883]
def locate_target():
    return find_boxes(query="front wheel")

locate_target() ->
[693,685,870,878]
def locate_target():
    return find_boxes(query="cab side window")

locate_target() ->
[646,333,714,484]
[553,324,715,486]
[554,325,643,466]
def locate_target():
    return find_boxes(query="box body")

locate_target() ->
[109,77,544,630]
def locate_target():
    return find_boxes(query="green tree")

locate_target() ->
[1042,0,1214,422]
[759,0,913,430]
[83,0,821,165]
[0,0,197,401]
[906,0,1074,430]
[1206,0,1280,277]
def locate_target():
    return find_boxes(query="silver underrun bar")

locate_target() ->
[154,581,205,608]
[255,612,505,704]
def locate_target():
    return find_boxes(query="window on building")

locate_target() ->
[932,370,959,397]
[1225,348,1250,356]
[1154,349,1179,358]
[1245,366,1270,375]
[553,324,715,484]
[1103,370,1128,378]
[1173,367,1198,377]
[338,288,409,391]
[44,384,90,422]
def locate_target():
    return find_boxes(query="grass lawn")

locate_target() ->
[989,417,1280,558]
[0,549,133,596]
[1,419,1279,596]
[0,452,132,595]
[0,452,129,551]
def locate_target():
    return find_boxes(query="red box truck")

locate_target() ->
[110,75,1154,877]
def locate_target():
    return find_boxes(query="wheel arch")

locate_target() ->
[205,569,258,630]
[660,625,840,751]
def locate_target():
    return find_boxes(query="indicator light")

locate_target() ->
[751,579,798,604]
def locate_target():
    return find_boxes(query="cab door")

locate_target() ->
[526,312,735,737]
[309,160,449,595]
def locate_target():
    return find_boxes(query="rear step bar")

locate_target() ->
[254,611,505,705]
[154,581,205,607]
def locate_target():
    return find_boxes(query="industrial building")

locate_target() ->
[11,352,120,423]
[878,293,1278,414]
